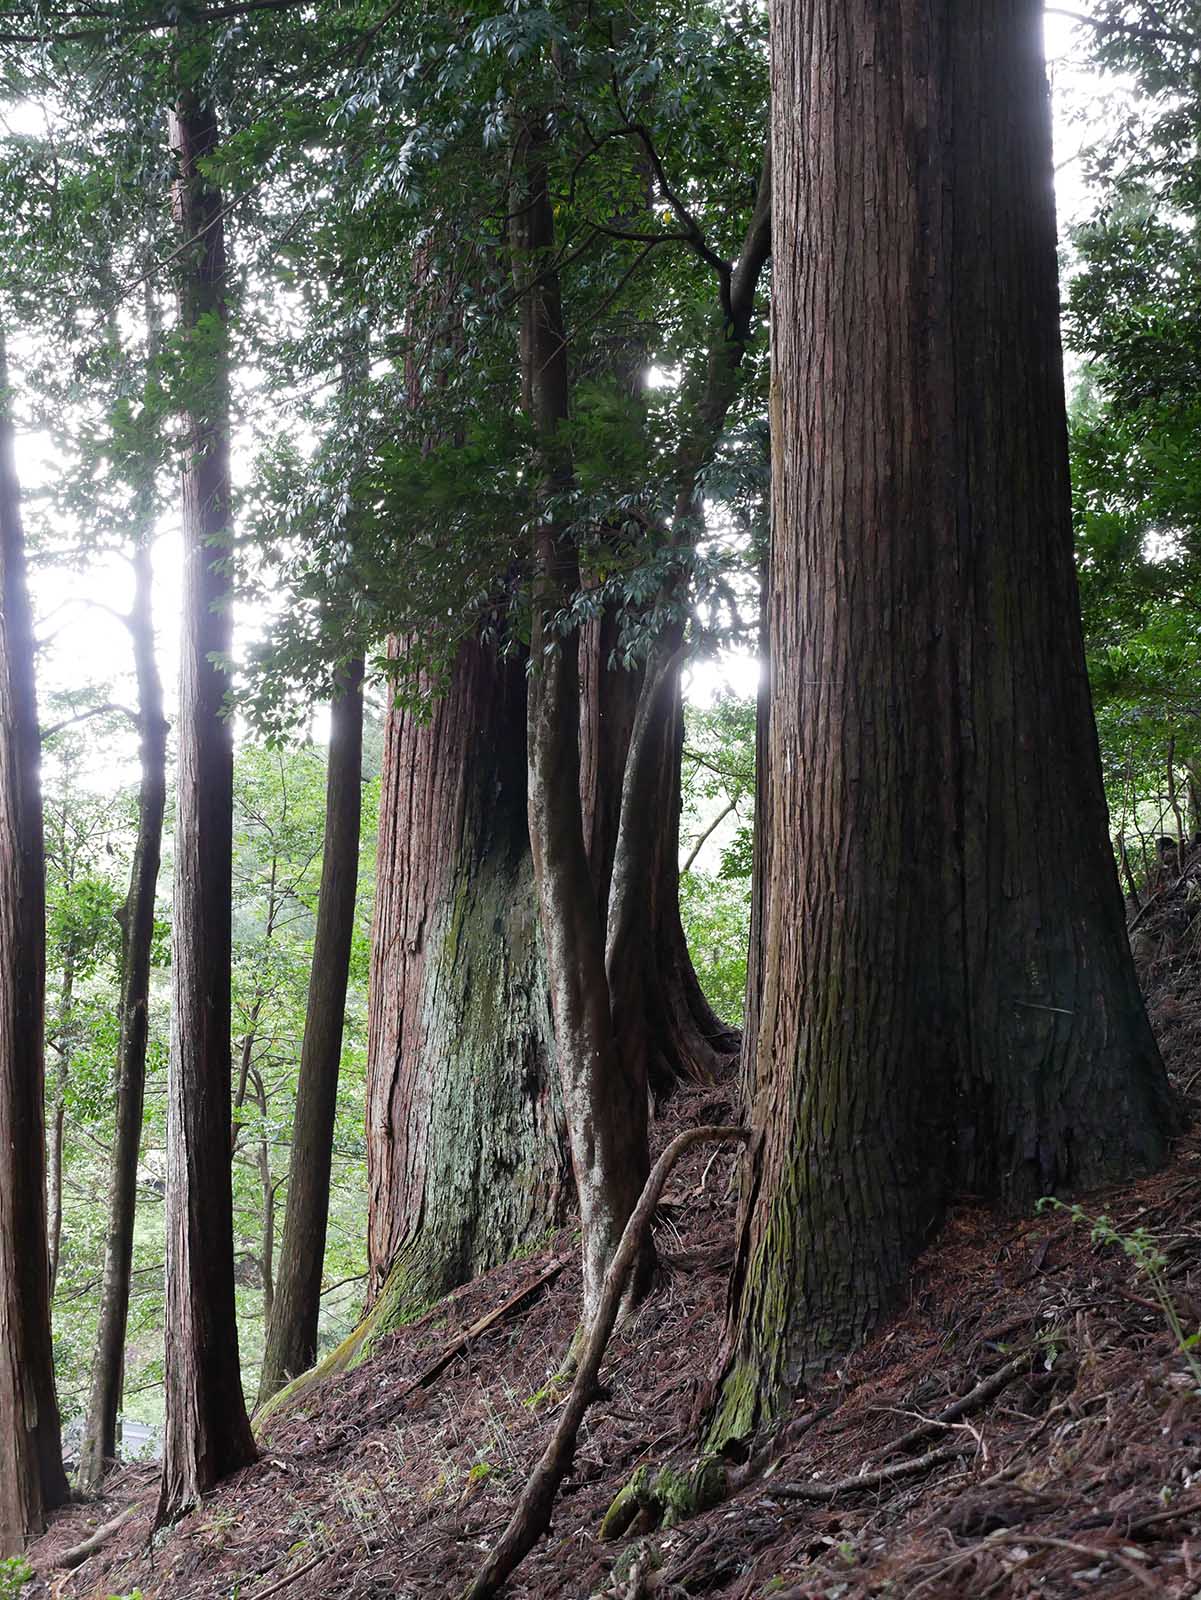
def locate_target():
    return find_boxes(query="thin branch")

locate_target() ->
[41,701,137,740]
[681,797,738,874]
[1045,7,1196,49]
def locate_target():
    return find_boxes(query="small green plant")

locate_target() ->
[1039,1198,1201,1388]
[0,1557,33,1599]
[467,1460,493,1484]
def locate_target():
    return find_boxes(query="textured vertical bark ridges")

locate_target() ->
[0,335,68,1554]
[717,0,1175,1437]
[158,93,256,1518]
[365,639,568,1323]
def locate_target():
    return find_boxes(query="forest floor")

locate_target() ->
[28,879,1201,1599]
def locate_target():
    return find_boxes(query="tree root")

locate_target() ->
[461,1124,749,1600]
[599,1455,726,1541]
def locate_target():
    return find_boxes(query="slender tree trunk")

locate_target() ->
[258,659,365,1404]
[46,954,75,1297]
[79,540,167,1492]
[157,91,256,1520]
[515,117,651,1328]
[605,148,771,1097]
[0,332,68,1554]
[713,0,1177,1440]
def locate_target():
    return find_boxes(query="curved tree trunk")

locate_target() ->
[157,89,256,1519]
[713,0,1177,1442]
[0,332,68,1555]
[258,658,364,1405]
[79,539,166,1492]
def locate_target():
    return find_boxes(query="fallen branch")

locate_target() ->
[773,1440,972,1504]
[461,1124,749,1600]
[872,1350,1032,1461]
[57,1503,139,1570]
[249,1550,327,1600]
[308,1253,571,1458]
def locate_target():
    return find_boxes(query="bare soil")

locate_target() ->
[27,877,1201,1600]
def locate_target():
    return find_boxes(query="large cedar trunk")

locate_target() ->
[0,333,68,1555]
[715,0,1176,1437]
[258,659,365,1404]
[78,540,168,1491]
[157,93,256,1518]
[364,642,569,1322]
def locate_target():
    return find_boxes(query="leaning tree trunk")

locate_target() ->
[157,90,256,1520]
[79,543,167,1491]
[713,0,1177,1441]
[0,331,68,1554]
[258,658,365,1405]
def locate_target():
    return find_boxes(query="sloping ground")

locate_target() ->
[27,889,1201,1600]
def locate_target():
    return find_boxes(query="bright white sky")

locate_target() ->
[16,3,1120,779]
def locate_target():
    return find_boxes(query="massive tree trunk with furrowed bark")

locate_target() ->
[362,639,571,1337]
[0,331,69,1556]
[713,0,1177,1441]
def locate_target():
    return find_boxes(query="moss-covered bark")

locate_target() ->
[365,639,571,1324]
[714,0,1176,1443]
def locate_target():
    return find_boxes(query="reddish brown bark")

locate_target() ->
[714,0,1176,1438]
[0,332,68,1555]
[157,89,256,1519]
[364,639,569,1319]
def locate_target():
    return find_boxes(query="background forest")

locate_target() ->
[1,0,1201,1596]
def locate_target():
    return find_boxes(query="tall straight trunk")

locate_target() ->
[46,953,74,1298]
[714,0,1176,1440]
[0,332,68,1554]
[79,539,168,1492]
[515,117,649,1328]
[157,91,256,1520]
[258,658,365,1405]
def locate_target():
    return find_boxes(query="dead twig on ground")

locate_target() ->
[773,1440,973,1504]
[871,1351,1032,1461]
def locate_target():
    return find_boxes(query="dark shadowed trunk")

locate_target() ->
[79,539,167,1491]
[157,91,256,1520]
[258,658,365,1405]
[714,0,1176,1440]
[0,332,68,1554]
